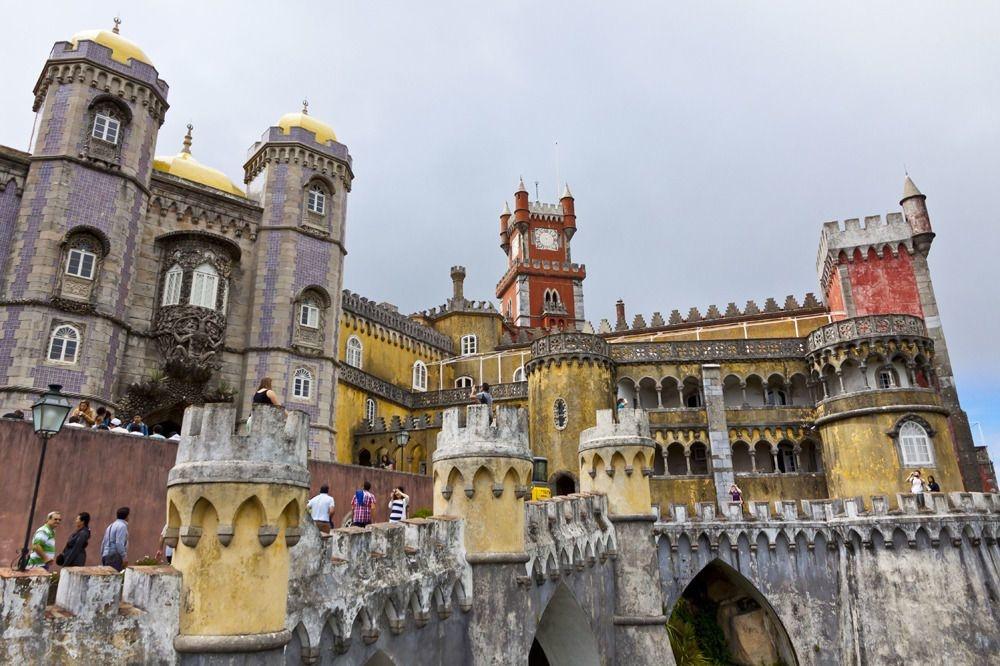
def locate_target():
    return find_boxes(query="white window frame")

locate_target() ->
[161,265,183,307]
[877,368,897,390]
[65,248,97,280]
[365,398,377,425]
[307,186,326,215]
[345,336,363,369]
[48,325,80,364]
[92,112,120,144]
[412,361,428,391]
[899,421,934,466]
[512,366,525,382]
[292,368,313,400]
[189,263,219,309]
[300,300,320,328]
[460,334,478,356]
[455,376,474,389]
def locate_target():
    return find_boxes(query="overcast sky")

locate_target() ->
[3,2,998,462]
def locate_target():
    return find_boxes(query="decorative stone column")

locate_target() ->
[166,403,309,664]
[579,408,674,663]
[702,364,735,505]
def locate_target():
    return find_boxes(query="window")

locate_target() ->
[65,249,96,280]
[553,398,568,430]
[48,325,79,363]
[460,334,478,356]
[899,421,933,466]
[512,366,525,382]
[189,263,219,309]
[690,443,709,475]
[764,388,787,406]
[161,265,183,306]
[455,376,474,389]
[685,391,703,408]
[92,112,120,144]
[877,368,897,389]
[292,368,313,400]
[412,361,427,391]
[300,300,320,328]
[346,336,363,369]
[307,186,326,215]
[365,398,377,425]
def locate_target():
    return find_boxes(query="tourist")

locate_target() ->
[57,512,91,567]
[307,484,336,534]
[927,475,941,492]
[729,483,744,504]
[351,481,376,528]
[65,415,87,428]
[616,397,627,412]
[155,533,174,565]
[149,424,167,440]
[381,454,394,471]
[93,406,110,430]
[127,415,149,436]
[70,400,97,426]
[2,409,24,420]
[906,470,924,494]
[470,382,493,409]
[26,511,61,570]
[109,418,130,434]
[388,487,409,523]
[100,507,130,571]
[252,377,280,407]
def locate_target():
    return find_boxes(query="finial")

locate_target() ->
[517,176,527,193]
[181,123,193,154]
[534,181,540,201]
[112,16,121,34]
[561,182,573,199]
[302,99,309,115]
[501,201,511,216]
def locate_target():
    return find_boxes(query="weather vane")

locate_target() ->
[113,16,121,34]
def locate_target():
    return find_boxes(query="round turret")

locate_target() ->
[560,183,577,240]
[499,201,512,252]
[277,100,338,145]
[900,175,934,248]
[578,408,656,516]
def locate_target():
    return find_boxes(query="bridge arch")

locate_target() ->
[529,583,600,666]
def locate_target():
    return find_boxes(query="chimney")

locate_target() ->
[614,299,627,331]
[450,266,467,303]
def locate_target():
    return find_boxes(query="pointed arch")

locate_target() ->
[530,583,601,666]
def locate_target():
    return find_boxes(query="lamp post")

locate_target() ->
[16,384,72,570]
[395,427,410,471]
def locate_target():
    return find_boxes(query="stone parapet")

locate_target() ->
[523,493,617,583]
[433,405,531,464]
[579,408,653,453]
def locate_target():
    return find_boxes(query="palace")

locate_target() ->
[0,23,995,506]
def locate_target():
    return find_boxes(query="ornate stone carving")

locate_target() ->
[342,291,453,353]
[153,306,226,382]
[808,315,927,353]
[612,338,807,364]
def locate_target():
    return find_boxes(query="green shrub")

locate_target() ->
[411,508,433,519]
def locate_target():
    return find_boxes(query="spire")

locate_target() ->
[516,177,527,193]
[112,16,121,34]
[561,182,573,199]
[501,201,511,216]
[901,175,923,201]
[302,99,309,115]
[181,123,193,155]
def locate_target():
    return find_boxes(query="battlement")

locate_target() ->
[44,38,169,98]
[433,405,531,463]
[816,212,915,289]
[343,289,454,353]
[523,493,617,584]
[579,408,653,451]
[168,403,310,488]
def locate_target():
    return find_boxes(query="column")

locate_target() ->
[654,386,663,408]
[701,364,734,505]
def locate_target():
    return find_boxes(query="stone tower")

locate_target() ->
[496,179,586,330]
[165,403,309,663]
[578,407,674,662]
[432,404,533,558]
[525,332,615,492]
[0,24,168,408]
[816,177,985,490]
[242,104,353,460]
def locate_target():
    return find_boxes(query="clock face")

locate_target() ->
[533,228,560,251]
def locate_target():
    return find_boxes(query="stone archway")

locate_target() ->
[363,649,395,666]
[529,583,600,666]
[669,559,797,666]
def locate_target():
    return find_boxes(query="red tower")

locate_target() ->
[496,180,586,330]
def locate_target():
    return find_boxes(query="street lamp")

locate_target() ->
[394,427,410,470]
[17,384,72,570]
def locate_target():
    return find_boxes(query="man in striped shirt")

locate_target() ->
[27,511,61,569]
[351,481,376,527]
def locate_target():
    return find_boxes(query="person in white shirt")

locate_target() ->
[307,484,336,534]
[148,425,167,440]
[388,487,409,523]
[109,418,130,434]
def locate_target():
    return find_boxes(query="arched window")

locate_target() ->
[307,184,326,215]
[553,398,568,430]
[685,391,702,408]
[292,368,313,400]
[512,366,525,382]
[455,376,474,389]
[92,111,120,144]
[877,367,898,390]
[690,442,709,475]
[65,248,97,280]
[299,299,320,328]
[764,388,787,406]
[461,334,478,356]
[345,336,363,369]
[48,325,80,363]
[412,361,427,391]
[161,264,183,307]
[189,263,219,309]
[776,441,797,473]
[365,398,377,426]
[899,421,933,466]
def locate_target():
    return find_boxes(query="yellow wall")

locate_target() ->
[338,313,447,388]
[734,473,829,505]
[650,476,716,509]
[429,311,503,356]
[580,446,654,515]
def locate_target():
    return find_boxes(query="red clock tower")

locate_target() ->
[496,179,586,330]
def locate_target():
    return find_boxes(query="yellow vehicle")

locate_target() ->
[530,457,551,501]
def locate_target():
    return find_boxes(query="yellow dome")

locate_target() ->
[153,152,246,198]
[277,111,338,144]
[69,29,152,67]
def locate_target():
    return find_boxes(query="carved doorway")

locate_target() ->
[668,559,797,665]
[529,584,600,666]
